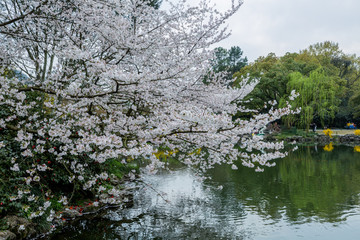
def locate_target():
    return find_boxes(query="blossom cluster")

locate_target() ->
[0,0,298,231]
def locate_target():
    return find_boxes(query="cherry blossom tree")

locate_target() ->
[0,0,298,228]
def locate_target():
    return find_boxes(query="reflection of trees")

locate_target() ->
[278,146,360,223]
[210,146,360,223]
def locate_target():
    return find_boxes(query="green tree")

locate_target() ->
[147,0,162,9]
[281,68,341,129]
[232,52,321,113]
[301,41,357,126]
[232,41,359,127]
[350,74,360,118]
[233,53,285,111]
[332,56,360,123]
[303,41,343,75]
[212,46,248,79]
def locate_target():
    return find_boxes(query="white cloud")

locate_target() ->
[209,0,360,62]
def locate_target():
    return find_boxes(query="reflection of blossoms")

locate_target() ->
[255,166,265,172]
[323,142,334,152]
[354,146,360,152]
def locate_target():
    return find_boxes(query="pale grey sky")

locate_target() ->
[208,0,360,62]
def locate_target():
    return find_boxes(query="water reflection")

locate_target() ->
[355,146,360,152]
[52,170,251,239]
[103,170,250,239]
[51,146,360,240]
[210,145,360,224]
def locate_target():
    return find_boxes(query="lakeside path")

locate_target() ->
[315,129,358,136]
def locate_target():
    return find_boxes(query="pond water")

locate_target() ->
[51,145,360,239]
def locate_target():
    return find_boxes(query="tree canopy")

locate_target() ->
[282,68,341,129]
[212,46,248,79]
[0,0,294,229]
[233,41,360,129]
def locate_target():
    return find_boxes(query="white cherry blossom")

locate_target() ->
[0,0,299,224]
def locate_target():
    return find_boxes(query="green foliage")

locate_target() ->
[233,53,286,112]
[0,218,8,230]
[233,52,321,113]
[105,157,139,180]
[350,92,360,118]
[281,68,341,129]
[233,41,360,127]
[211,46,248,80]
[301,41,360,124]
[305,41,343,71]
[146,0,162,9]
[0,129,23,216]
[0,68,15,79]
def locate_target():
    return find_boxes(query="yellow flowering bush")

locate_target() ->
[354,146,360,152]
[354,130,360,136]
[323,129,333,138]
[323,142,334,152]
[153,149,179,160]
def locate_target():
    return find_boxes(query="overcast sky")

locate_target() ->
[207,0,360,62]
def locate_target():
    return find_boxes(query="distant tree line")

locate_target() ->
[223,41,360,130]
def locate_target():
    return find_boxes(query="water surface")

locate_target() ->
[52,145,360,239]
